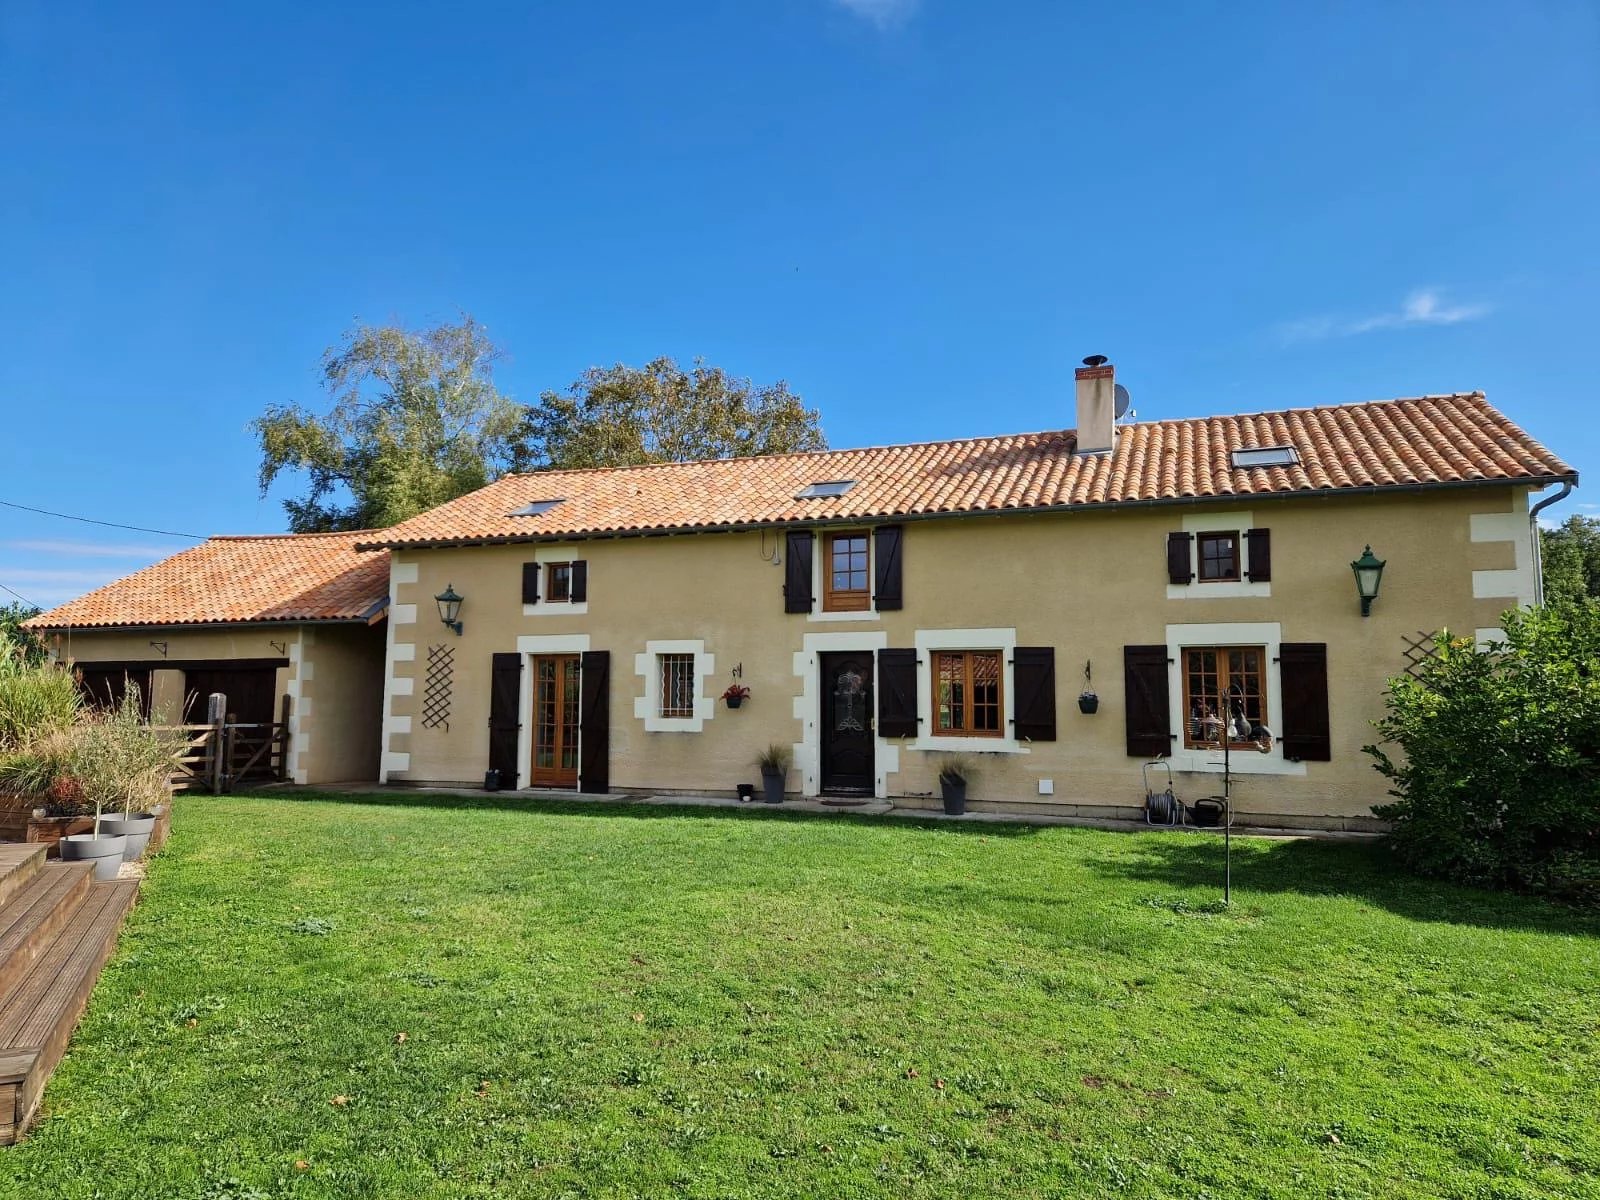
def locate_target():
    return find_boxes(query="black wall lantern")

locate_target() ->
[1350,545,1386,617]
[435,583,464,636]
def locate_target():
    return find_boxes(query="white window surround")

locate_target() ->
[523,545,590,617]
[1163,621,1305,777]
[792,630,898,798]
[911,627,1030,755]
[1167,510,1271,601]
[514,633,592,790]
[285,630,309,785]
[807,529,879,623]
[634,640,715,732]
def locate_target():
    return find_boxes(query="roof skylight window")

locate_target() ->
[795,480,857,499]
[508,498,565,517]
[1230,447,1300,469]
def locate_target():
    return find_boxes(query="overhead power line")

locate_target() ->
[0,498,205,540]
[0,578,41,610]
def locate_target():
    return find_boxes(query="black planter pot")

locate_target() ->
[726,695,743,709]
[940,778,967,816]
[97,812,156,860]
[760,768,786,804]
[1077,693,1100,714]
[736,783,755,802]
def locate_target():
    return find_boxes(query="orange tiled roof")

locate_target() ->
[24,533,390,630]
[360,393,1573,549]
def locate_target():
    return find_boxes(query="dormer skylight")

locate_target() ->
[795,480,857,499]
[1230,447,1300,469]
[508,498,565,517]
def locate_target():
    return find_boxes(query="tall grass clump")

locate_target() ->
[0,643,82,754]
[0,691,177,817]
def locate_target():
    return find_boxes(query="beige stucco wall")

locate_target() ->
[49,621,385,785]
[290,623,386,784]
[379,484,1539,830]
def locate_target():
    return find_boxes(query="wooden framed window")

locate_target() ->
[1182,646,1267,748]
[824,532,870,612]
[659,653,696,719]
[1196,532,1241,582]
[545,562,573,603]
[933,651,1003,737]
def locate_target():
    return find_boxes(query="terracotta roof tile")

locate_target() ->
[25,533,390,630]
[361,393,1573,549]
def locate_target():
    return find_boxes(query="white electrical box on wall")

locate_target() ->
[1038,779,1054,796]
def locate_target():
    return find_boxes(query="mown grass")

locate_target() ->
[1,792,1596,1199]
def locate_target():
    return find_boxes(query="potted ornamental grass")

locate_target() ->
[0,689,176,877]
[757,743,790,804]
[937,755,971,816]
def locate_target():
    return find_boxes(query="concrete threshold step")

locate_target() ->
[0,879,139,1145]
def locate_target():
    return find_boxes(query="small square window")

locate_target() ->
[659,654,696,719]
[509,498,564,517]
[1197,531,1241,582]
[796,480,856,499]
[1230,447,1300,469]
[546,562,573,603]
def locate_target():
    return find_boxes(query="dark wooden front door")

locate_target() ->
[820,651,874,794]
[529,654,581,788]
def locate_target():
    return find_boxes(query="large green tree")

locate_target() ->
[253,317,521,532]
[1541,513,1600,604]
[511,356,826,471]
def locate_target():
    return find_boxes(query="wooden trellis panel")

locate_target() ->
[1400,631,1441,679]
[423,644,454,730]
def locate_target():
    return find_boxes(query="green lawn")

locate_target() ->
[2,793,1597,1200]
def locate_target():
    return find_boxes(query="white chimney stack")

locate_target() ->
[1074,354,1116,455]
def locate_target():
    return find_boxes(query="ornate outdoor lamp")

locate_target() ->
[434,583,464,636]
[1350,545,1386,617]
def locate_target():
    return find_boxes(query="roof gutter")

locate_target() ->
[1528,476,1578,606]
[22,616,382,635]
[358,472,1581,552]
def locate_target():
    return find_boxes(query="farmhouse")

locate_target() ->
[22,363,1576,828]
[25,533,389,786]
[353,362,1575,831]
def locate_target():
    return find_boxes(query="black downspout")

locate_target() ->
[1528,478,1577,605]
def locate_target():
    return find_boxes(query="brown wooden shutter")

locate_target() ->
[1245,528,1272,582]
[876,648,918,737]
[1123,644,1172,757]
[579,650,609,792]
[784,530,814,613]
[1279,642,1331,761]
[521,562,540,605]
[1011,647,1056,741]
[1166,532,1194,585]
[488,652,522,783]
[570,560,588,602]
[873,525,904,610]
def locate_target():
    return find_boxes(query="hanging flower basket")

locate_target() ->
[1078,690,1100,715]
[722,684,751,710]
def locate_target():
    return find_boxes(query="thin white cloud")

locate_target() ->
[0,566,124,584]
[1279,288,1492,344]
[832,0,920,29]
[4,539,174,559]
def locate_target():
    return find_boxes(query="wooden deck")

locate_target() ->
[0,844,139,1144]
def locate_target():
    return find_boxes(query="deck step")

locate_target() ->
[0,880,139,1143]
[0,847,45,913]
[0,864,95,1003]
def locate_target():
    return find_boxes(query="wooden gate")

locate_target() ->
[156,695,292,794]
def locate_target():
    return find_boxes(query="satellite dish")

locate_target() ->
[1113,383,1132,420]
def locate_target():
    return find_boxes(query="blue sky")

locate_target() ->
[2,0,1596,610]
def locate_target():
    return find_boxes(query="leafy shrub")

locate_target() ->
[1367,602,1600,903]
[0,644,81,754]
[0,694,177,816]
